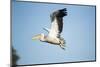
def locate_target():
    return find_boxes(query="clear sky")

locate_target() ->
[12,0,96,65]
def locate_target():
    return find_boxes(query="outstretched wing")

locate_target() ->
[48,8,67,38]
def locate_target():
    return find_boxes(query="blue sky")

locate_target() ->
[12,1,96,65]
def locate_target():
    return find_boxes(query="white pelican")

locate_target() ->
[32,8,67,50]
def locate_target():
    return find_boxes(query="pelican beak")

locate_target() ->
[32,36,39,40]
[32,37,37,40]
[32,34,41,40]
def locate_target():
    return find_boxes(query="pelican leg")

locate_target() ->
[59,44,65,50]
[59,40,65,50]
[60,37,66,44]
[60,40,66,47]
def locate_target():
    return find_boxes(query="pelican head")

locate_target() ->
[32,33,45,41]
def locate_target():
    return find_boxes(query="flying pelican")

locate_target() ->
[32,8,67,49]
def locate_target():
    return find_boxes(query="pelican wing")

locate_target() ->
[48,18,62,38]
[48,8,67,38]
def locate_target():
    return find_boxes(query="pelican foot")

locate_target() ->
[59,44,65,50]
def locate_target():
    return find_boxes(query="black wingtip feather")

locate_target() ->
[59,8,67,17]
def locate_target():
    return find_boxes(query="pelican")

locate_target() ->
[32,8,67,49]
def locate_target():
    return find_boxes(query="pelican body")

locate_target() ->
[32,8,67,49]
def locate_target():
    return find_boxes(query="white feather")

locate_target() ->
[48,18,59,38]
